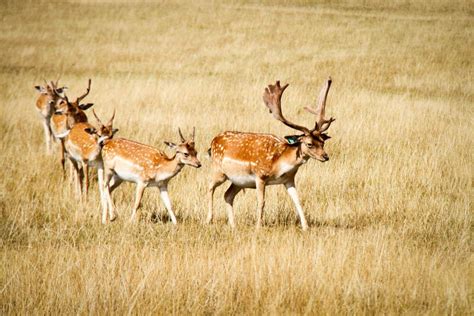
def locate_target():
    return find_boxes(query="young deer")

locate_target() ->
[63,110,118,198]
[34,79,67,154]
[207,78,335,230]
[51,79,94,174]
[100,129,201,225]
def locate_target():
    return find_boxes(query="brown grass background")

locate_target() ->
[0,0,472,314]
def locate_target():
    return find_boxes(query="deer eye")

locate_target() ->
[306,143,313,148]
[183,152,189,157]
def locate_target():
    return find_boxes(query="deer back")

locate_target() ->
[211,131,291,178]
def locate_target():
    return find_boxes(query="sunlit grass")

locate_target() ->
[0,0,472,314]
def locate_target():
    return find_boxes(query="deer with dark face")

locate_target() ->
[50,79,94,174]
[207,78,335,230]
[100,129,201,225]
[34,79,67,154]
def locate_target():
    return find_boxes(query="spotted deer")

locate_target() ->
[63,109,118,199]
[34,79,67,154]
[100,129,201,224]
[51,79,94,174]
[207,78,335,230]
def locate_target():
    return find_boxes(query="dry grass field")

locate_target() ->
[1,0,473,314]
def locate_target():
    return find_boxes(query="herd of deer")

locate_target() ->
[34,77,335,230]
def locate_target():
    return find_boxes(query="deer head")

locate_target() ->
[164,128,201,168]
[263,78,335,162]
[84,109,119,146]
[53,79,94,116]
[35,78,68,110]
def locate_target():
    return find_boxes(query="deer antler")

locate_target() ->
[305,77,335,133]
[107,109,116,127]
[51,82,69,104]
[76,79,92,103]
[178,128,186,143]
[92,109,104,126]
[263,81,310,134]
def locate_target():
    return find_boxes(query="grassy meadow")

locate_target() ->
[1,0,472,314]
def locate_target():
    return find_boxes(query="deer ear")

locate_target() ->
[35,86,46,93]
[111,128,119,136]
[320,134,331,141]
[79,103,94,110]
[84,127,97,135]
[164,141,177,149]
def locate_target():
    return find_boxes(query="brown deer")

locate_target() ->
[63,110,118,199]
[207,78,335,230]
[100,129,201,224]
[51,79,94,174]
[34,79,67,154]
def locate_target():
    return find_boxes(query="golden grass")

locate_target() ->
[1,0,472,314]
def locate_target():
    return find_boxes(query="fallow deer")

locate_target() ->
[207,78,335,230]
[100,129,201,224]
[51,79,94,174]
[63,109,118,199]
[34,79,67,154]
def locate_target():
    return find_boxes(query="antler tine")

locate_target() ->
[178,128,186,143]
[106,109,116,127]
[55,75,61,87]
[51,82,68,102]
[318,117,335,133]
[92,109,104,126]
[263,81,310,134]
[76,78,92,103]
[305,77,335,132]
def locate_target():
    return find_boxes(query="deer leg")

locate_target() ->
[255,178,266,229]
[69,157,75,185]
[285,182,309,231]
[130,182,146,222]
[207,172,227,224]
[78,165,84,199]
[224,184,242,228]
[107,175,122,222]
[42,119,52,154]
[108,175,123,193]
[159,185,177,225]
[82,162,89,196]
[69,159,82,198]
[59,139,66,177]
[97,165,108,224]
[103,170,118,223]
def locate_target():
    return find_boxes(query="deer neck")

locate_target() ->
[277,143,308,171]
[163,154,185,176]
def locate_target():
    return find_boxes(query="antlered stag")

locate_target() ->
[51,79,94,173]
[207,78,335,230]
